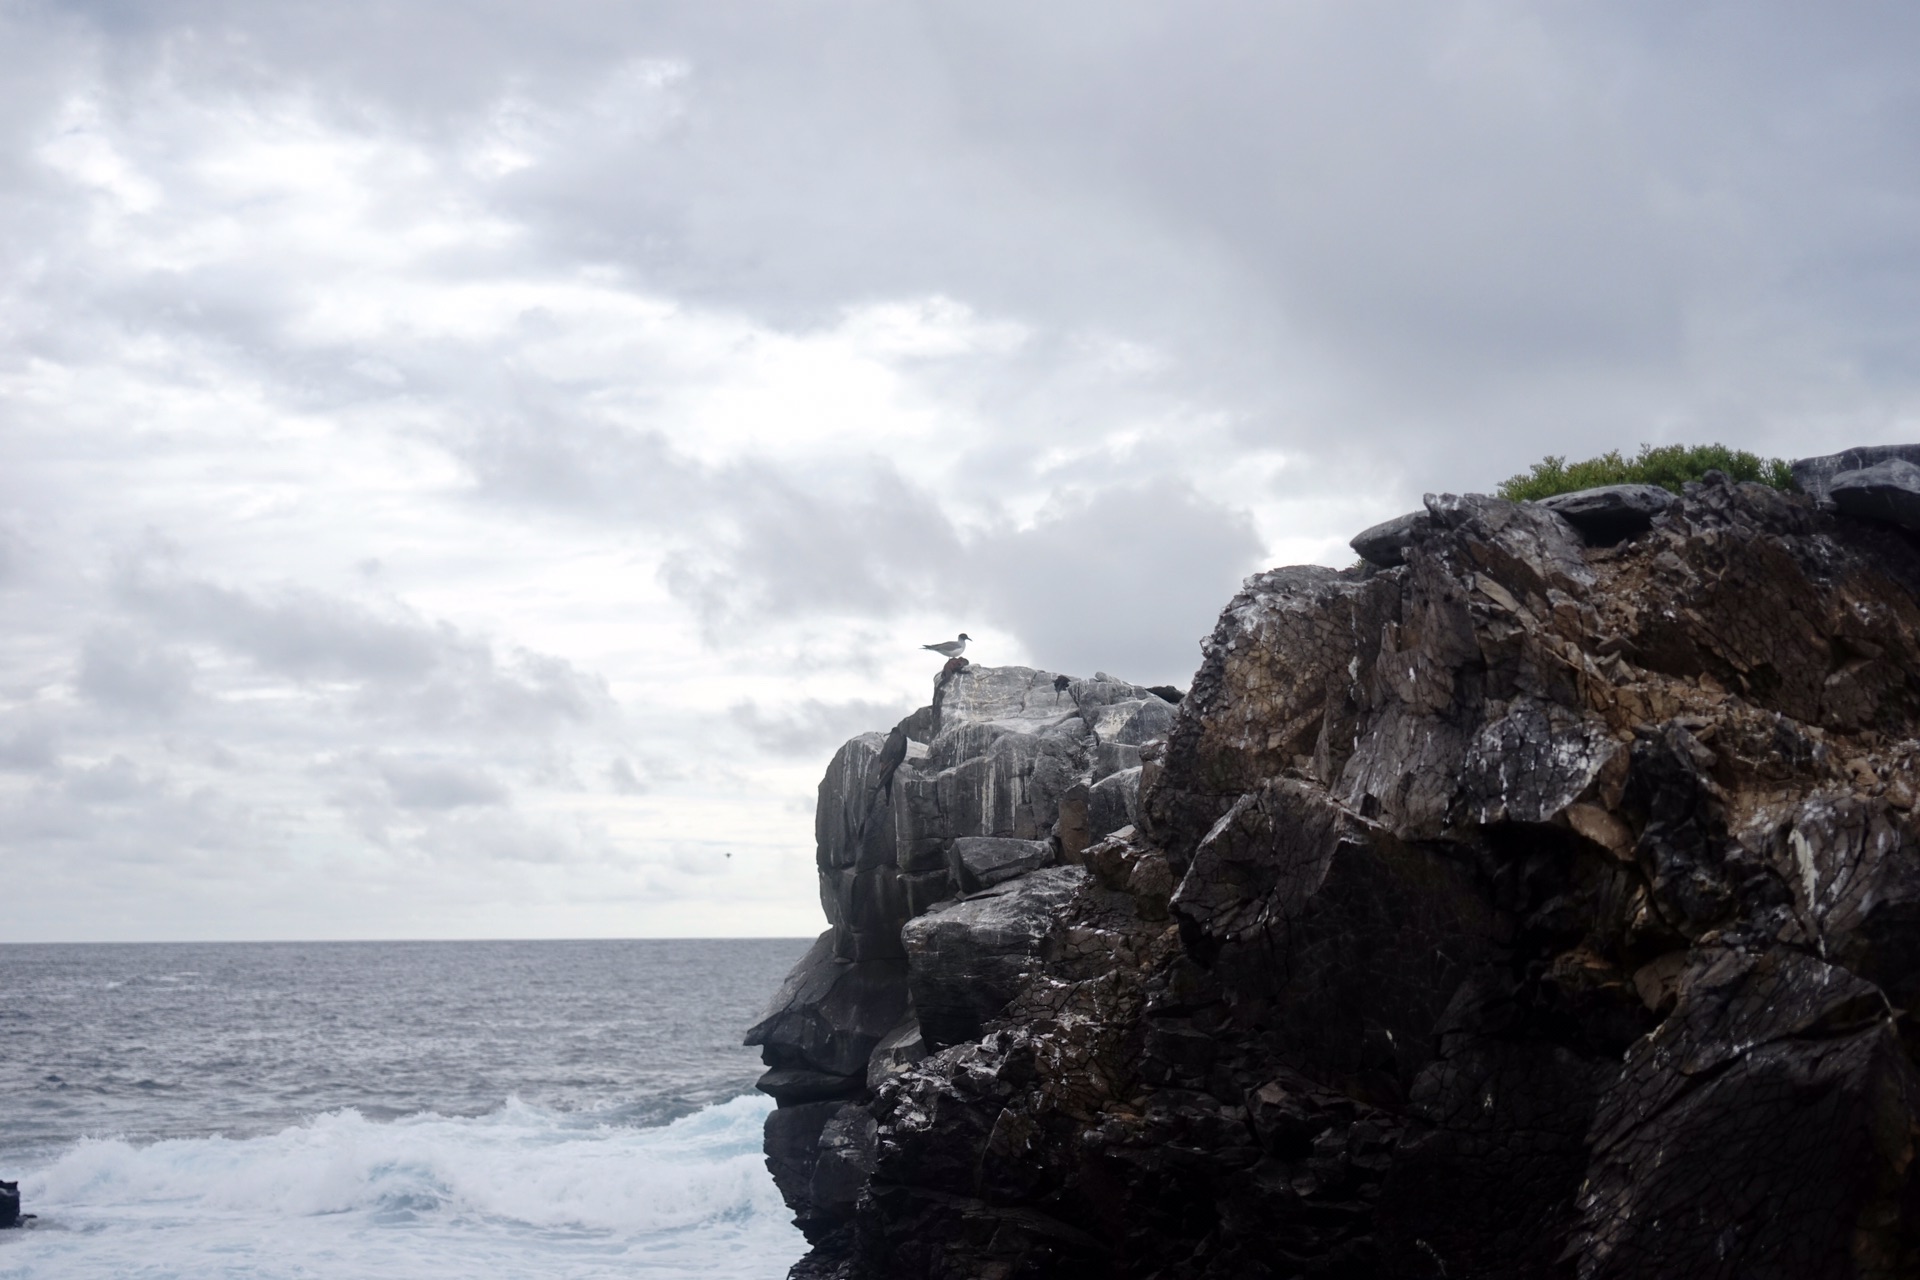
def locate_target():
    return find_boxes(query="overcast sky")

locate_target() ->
[4,1,1918,941]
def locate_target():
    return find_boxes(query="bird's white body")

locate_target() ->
[921,633,970,658]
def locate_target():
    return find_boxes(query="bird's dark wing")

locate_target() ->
[874,724,909,802]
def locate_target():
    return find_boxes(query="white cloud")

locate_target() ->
[4,0,1920,939]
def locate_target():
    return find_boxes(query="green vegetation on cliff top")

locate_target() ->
[1497,443,1794,502]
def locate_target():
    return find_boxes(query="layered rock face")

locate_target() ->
[751,457,1920,1279]
[745,666,1177,1249]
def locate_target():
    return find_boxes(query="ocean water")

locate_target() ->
[0,939,809,1279]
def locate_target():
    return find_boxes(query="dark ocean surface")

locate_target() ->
[0,938,810,1279]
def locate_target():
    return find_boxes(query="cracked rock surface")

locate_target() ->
[757,469,1920,1279]
[746,663,1178,1247]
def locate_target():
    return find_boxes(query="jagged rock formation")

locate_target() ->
[1536,483,1675,542]
[750,450,1920,1279]
[745,666,1178,1246]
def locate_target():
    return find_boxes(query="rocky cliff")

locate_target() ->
[748,448,1920,1279]
[745,666,1178,1245]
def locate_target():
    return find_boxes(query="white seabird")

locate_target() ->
[921,633,970,658]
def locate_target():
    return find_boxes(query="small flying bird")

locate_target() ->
[921,633,970,659]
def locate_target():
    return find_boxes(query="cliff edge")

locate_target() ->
[750,449,1920,1279]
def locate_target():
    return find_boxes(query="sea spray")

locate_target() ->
[1,1095,797,1280]
[0,939,811,1280]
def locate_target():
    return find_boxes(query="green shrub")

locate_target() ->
[1497,443,1793,502]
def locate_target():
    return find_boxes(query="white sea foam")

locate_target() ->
[0,1094,801,1280]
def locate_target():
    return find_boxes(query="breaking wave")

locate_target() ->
[0,1094,799,1280]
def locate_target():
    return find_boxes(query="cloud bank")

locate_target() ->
[3,0,1919,938]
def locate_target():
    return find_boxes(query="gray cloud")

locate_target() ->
[455,402,1254,684]
[8,0,1920,939]
[605,757,651,796]
[3,752,260,866]
[972,480,1262,686]
[658,462,968,635]
[376,756,508,810]
[646,466,1258,686]
[113,558,445,682]
[63,753,145,804]
[455,416,706,526]
[0,717,59,772]
[111,556,612,733]
[76,629,199,718]
[729,697,918,759]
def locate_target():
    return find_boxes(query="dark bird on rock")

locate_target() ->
[922,633,970,658]
[1053,674,1071,701]
[873,724,910,803]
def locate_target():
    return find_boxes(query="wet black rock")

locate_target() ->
[743,931,907,1083]
[1791,442,1920,509]
[1348,509,1427,568]
[1536,482,1676,543]
[864,1019,926,1094]
[746,665,1176,1251]
[948,836,1054,892]
[1830,457,1920,531]
[900,865,1088,1050]
[757,451,1920,1279]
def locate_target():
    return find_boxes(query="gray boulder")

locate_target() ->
[1065,674,1163,714]
[763,1099,844,1227]
[1830,457,1920,531]
[744,931,909,1079]
[899,866,954,917]
[948,836,1054,892]
[809,1103,878,1215]
[754,1065,865,1105]
[1083,696,1176,747]
[901,865,1089,1049]
[816,732,901,875]
[1087,766,1141,842]
[824,864,910,960]
[1791,443,1920,509]
[1350,510,1428,568]
[1536,483,1675,543]
[898,725,1088,851]
[1091,740,1142,782]
[930,665,1085,737]
[865,1018,928,1093]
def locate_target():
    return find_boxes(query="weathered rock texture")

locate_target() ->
[746,665,1178,1246]
[753,460,1920,1279]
